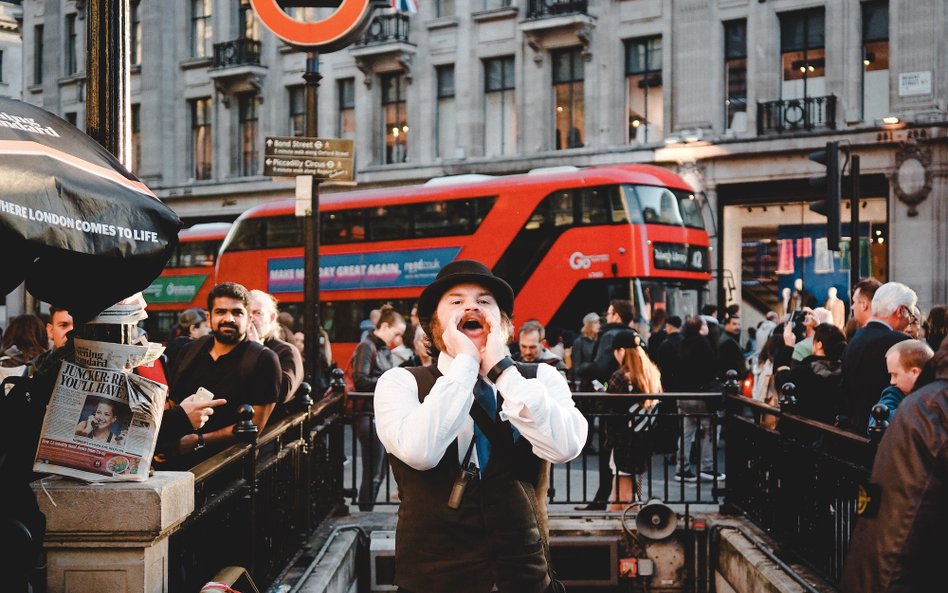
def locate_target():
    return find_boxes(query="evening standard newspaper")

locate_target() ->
[33,340,167,482]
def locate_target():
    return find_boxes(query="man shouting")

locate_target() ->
[375,260,587,593]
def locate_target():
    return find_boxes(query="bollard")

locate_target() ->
[234,404,259,443]
[296,381,314,412]
[331,367,346,396]
[868,404,889,446]
[723,369,740,397]
[778,382,798,411]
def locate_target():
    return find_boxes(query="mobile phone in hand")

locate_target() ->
[193,387,214,403]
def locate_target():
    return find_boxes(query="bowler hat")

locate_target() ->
[417,260,514,321]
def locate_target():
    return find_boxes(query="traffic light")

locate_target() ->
[808,141,841,251]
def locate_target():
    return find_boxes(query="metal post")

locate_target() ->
[850,155,861,292]
[303,52,323,392]
[85,0,130,164]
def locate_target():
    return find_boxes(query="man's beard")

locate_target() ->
[426,318,446,353]
[214,323,244,345]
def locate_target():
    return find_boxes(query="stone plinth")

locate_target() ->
[32,471,195,593]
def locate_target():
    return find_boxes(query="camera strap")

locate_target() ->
[448,433,479,509]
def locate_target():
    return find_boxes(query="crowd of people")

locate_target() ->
[3,261,946,593]
[3,275,944,513]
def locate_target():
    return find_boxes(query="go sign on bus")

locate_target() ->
[264,136,355,181]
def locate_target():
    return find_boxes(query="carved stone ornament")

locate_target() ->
[893,143,932,217]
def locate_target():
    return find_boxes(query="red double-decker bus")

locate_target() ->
[215,165,711,363]
[142,222,232,342]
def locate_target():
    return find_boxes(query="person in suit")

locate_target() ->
[838,282,915,433]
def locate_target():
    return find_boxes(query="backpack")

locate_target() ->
[170,335,265,397]
[340,339,378,414]
[0,351,67,589]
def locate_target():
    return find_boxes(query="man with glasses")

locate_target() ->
[838,281,915,434]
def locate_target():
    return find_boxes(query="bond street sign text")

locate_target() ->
[264,136,354,181]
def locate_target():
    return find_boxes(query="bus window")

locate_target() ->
[609,186,630,224]
[526,190,573,230]
[414,200,470,237]
[636,279,700,322]
[636,186,683,225]
[577,186,611,225]
[227,218,266,251]
[627,185,705,229]
[620,185,645,224]
[471,196,496,228]
[266,215,304,249]
[322,210,367,244]
[177,240,219,267]
[368,205,412,241]
[679,193,705,228]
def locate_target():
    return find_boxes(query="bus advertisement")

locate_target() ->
[214,164,711,364]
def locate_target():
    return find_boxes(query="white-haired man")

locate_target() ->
[249,289,304,408]
[838,281,915,433]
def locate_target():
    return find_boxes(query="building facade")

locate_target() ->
[19,0,948,319]
[0,1,22,100]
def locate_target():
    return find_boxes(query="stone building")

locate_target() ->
[0,1,22,100]
[18,0,948,320]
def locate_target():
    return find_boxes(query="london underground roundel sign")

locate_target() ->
[250,0,376,51]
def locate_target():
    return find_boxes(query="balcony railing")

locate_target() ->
[356,12,410,46]
[757,94,837,135]
[213,37,262,69]
[527,0,589,18]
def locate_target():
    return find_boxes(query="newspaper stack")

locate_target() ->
[32,294,168,482]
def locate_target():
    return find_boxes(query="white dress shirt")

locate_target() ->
[375,352,588,471]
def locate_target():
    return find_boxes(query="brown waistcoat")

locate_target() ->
[388,364,552,593]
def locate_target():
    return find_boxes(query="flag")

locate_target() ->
[392,0,418,13]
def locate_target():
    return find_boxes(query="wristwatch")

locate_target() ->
[487,356,516,383]
[194,433,205,451]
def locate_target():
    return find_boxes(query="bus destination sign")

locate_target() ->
[263,136,355,181]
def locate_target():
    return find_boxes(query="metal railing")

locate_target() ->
[724,385,883,586]
[166,384,347,593]
[526,0,589,18]
[212,38,262,69]
[355,12,410,46]
[162,374,882,591]
[344,390,728,510]
[756,94,837,135]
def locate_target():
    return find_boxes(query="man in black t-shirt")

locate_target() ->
[167,282,281,462]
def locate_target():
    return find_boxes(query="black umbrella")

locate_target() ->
[0,98,181,320]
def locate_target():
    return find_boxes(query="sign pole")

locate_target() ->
[85,0,131,165]
[850,154,861,293]
[303,51,323,393]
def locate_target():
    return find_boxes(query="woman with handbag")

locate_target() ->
[605,330,662,509]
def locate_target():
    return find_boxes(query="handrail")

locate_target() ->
[190,443,253,483]
[725,394,871,444]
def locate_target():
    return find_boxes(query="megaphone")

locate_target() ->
[635,500,677,540]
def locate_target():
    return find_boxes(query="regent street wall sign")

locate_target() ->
[250,0,379,51]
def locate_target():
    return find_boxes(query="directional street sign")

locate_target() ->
[263,136,355,181]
